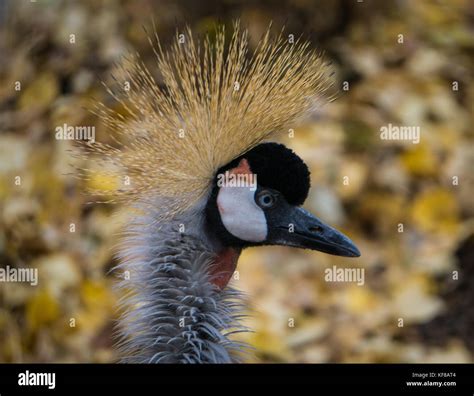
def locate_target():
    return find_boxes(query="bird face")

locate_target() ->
[206,143,360,258]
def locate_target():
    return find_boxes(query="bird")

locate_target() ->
[82,22,361,363]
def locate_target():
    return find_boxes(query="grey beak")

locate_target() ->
[267,206,361,257]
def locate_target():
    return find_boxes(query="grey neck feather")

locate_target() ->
[114,196,249,363]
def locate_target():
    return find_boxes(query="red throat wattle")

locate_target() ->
[209,247,241,289]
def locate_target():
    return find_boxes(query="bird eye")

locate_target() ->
[256,190,277,209]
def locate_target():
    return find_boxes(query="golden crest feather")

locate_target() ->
[82,22,332,216]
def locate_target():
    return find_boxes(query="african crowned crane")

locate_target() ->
[84,23,360,363]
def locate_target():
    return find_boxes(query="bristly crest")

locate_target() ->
[82,21,332,216]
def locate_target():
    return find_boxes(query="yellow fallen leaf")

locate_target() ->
[87,172,120,194]
[18,72,59,112]
[337,160,368,199]
[344,285,378,314]
[401,144,438,177]
[26,289,60,332]
[411,188,459,234]
[250,327,290,361]
[393,274,443,323]
[80,279,115,311]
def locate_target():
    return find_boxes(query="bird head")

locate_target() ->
[205,142,360,258]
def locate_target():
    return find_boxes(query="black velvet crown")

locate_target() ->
[219,142,311,206]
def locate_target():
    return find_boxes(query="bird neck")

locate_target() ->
[115,203,248,363]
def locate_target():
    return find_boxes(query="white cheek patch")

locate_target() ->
[217,185,267,242]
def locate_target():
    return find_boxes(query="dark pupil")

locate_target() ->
[263,196,271,204]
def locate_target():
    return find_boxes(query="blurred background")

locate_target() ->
[0,0,473,363]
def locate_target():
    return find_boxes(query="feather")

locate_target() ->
[81,21,332,218]
[114,205,250,363]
